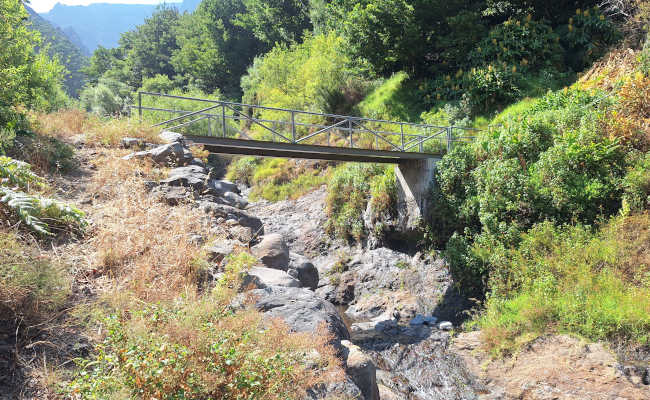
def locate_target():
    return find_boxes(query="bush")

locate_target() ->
[469,17,562,72]
[0,156,86,235]
[66,294,342,399]
[463,66,522,115]
[478,217,650,356]
[226,157,329,202]
[325,163,388,241]
[9,131,75,173]
[559,7,621,71]
[80,77,133,116]
[622,152,650,211]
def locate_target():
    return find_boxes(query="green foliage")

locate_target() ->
[242,33,355,114]
[0,156,45,190]
[622,152,650,212]
[9,132,76,173]
[234,0,312,45]
[478,218,650,355]
[0,187,86,236]
[1,0,67,131]
[431,87,630,295]
[25,6,88,97]
[0,232,69,320]
[66,287,337,399]
[80,77,132,116]
[469,18,562,71]
[226,157,328,202]
[358,72,423,121]
[0,156,85,235]
[559,7,621,71]
[325,163,391,241]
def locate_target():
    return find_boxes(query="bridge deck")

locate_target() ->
[184,135,441,164]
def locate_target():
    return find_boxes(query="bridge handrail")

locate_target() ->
[136,91,481,132]
[134,91,480,155]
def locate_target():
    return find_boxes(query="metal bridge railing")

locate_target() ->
[130,91,478,154]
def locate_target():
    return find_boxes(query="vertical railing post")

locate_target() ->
[221,103,227,137]
[208,116,212,136]
[138,92,142,123]
[419,135,424,152]
[447,127,452,153]
[291,111,296,143]
[400,123,404,151]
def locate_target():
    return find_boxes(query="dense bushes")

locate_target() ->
[429,87,631,295]
[477,217,650,356]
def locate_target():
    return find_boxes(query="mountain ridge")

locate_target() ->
[40,0,200,52]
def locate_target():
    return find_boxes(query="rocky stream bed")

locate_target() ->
[117,134,650,399]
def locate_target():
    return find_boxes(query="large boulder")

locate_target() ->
[241,267,301,289]
[122,142,189,167]
[340,340,380,400]
[288,253,319,290]
[159,130,183,143]
[248,286,350,343]
[160,165,208,191]
[206,179,240,196]
[251,234,290,271]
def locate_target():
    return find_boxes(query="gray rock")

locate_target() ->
[438,321,453,330]
[152,185,197,205]
[206,240,238,264]
[251,233,290,271]
[241,267,301,289]
[305,376,363,400]
[288,253,319,290]
[161,165,208,191]
[340,340,380,400]
[206,179,240,196]
[248,286,350,342]
[409,315,425,326]
[121,137,143,149]
[159,130,184,143]
[122,142,188,167]
[199,202,264,239]
[424,316,438,325]
[222,191,248,209]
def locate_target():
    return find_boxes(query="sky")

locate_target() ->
[28,0,179,13]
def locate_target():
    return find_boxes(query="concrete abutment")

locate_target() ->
[395,158,439,232]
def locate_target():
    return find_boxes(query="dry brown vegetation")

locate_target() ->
[31,109,160,147]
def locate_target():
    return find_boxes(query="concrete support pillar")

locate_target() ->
[395,158,439,232]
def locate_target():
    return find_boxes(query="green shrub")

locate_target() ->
[80,77,132,116]
[478,217,650,356]
[66,283,342,399]
[469,18,562,72]
[463,66,522,115]
[325,163,389,240]
[9,131,75,173]
[225,156,260,186]
[559,7,621,71]
[0,156,86,235]
[622,152,650,211]
[226,157,328,202]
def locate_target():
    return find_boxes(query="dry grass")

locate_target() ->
[57,149,345,398]
[83,152,208,303]
[31,109,160,147]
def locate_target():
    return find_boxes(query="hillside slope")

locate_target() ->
[26,6,88,97]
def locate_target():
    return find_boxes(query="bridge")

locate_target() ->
[133,92,478,229]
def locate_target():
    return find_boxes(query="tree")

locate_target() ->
[234,0,312,45]
[1,0,66,132]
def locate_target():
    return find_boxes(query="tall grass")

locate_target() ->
[31,109,159,147]
[477,215,650,356]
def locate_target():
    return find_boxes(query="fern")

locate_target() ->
[0,186,86,236]
[0,156,45,190]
